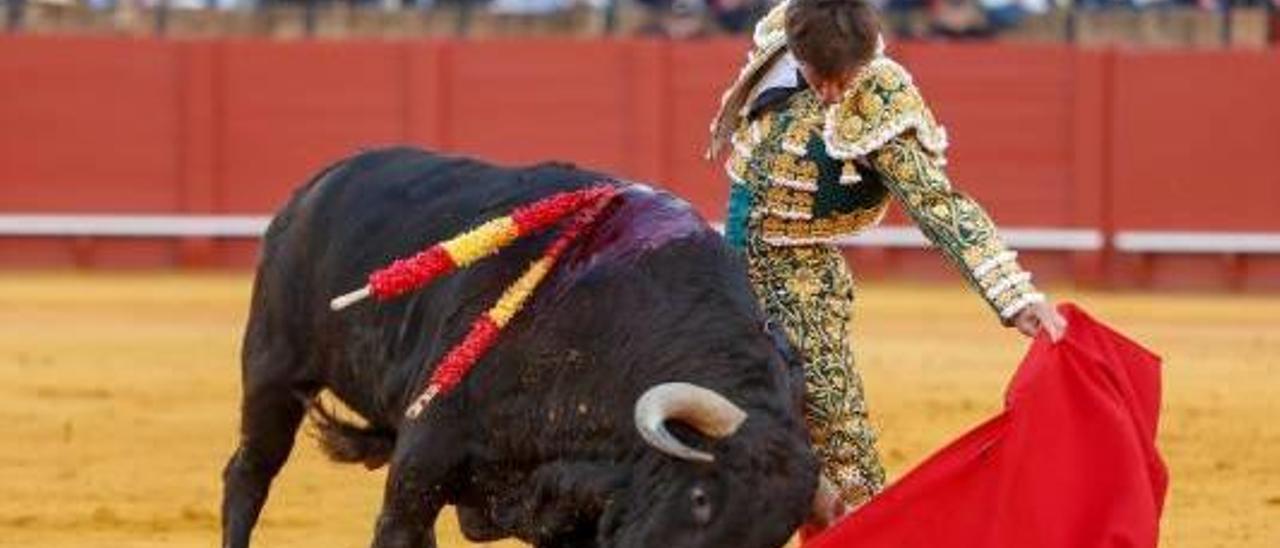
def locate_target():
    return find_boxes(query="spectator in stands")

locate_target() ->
[707,0,770,32]
[489,0,573,15]
[636,0,710,38]
[926,0,1051,39]
[879,0,929,37]
[979,0,1028,30]
[929,0,995,37]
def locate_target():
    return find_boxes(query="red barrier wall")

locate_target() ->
[1106,50,1280,289]
[0,38,182,213]
[1,36,1278,289]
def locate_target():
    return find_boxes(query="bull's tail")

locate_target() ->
[306,398,396,470]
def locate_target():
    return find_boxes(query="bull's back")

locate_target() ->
[266,148,608,301]
[301,148,606,277]
[251,148,612,419]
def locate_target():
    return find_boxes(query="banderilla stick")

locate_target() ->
[330,286,371,311]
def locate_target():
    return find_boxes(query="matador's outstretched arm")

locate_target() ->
[869,135,1044,323]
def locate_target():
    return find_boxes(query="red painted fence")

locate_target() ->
[1,36,1277,289]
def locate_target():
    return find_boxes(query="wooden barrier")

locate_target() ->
[0,35,1277,290]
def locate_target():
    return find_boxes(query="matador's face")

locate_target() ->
[797,61,858,105]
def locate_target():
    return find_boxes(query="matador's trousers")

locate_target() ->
[745,241,886,505]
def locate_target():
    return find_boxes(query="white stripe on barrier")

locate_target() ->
[712,223,1105,252]
[2,215,1278,255]
[0,214,271,237]
[836,227,1105,251]
[1114,231,1280,254]
[0,215,1105,251]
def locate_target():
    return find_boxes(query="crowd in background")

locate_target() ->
[7,0,1280,39]
[626,0,1279,38]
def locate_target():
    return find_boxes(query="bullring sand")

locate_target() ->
[0,273,1276,547]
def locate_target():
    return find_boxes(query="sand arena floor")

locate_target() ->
[0,273,1276,547]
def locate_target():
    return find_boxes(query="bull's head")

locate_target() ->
[596,381,817,548]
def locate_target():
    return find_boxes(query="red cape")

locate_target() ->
[805,304,1168,548]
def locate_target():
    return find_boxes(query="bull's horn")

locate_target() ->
[633,382,748,463]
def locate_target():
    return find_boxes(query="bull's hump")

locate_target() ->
[580,184,713,261]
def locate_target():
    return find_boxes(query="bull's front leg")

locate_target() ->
[371,423,465,548]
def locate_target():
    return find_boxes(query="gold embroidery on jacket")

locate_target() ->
[727,89,890,244]
[769,154,820,191]
[824,58,949,160]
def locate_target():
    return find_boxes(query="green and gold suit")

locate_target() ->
[709,3,1044,506]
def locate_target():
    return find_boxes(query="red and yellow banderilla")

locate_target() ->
[329,185,619,418]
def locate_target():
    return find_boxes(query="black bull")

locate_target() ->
[220,148,819,548]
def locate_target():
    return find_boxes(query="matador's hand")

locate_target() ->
[1012,300,1067,342]
[808,475,851,531]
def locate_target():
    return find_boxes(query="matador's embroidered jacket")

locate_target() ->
[709,4,1043,322]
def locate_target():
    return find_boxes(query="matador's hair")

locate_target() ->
[785,0,881,80]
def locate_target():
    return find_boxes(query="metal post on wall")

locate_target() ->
[155,0,171,36]
[303,0,319,37]
[603,0,619,35]
[1267,0,1278,47]
[6,0,26,32]
[1220,0,1234,47]
[1064,1,1079,44]
[455,0,474,37]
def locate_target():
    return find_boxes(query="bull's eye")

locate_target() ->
[690,486,712,525]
